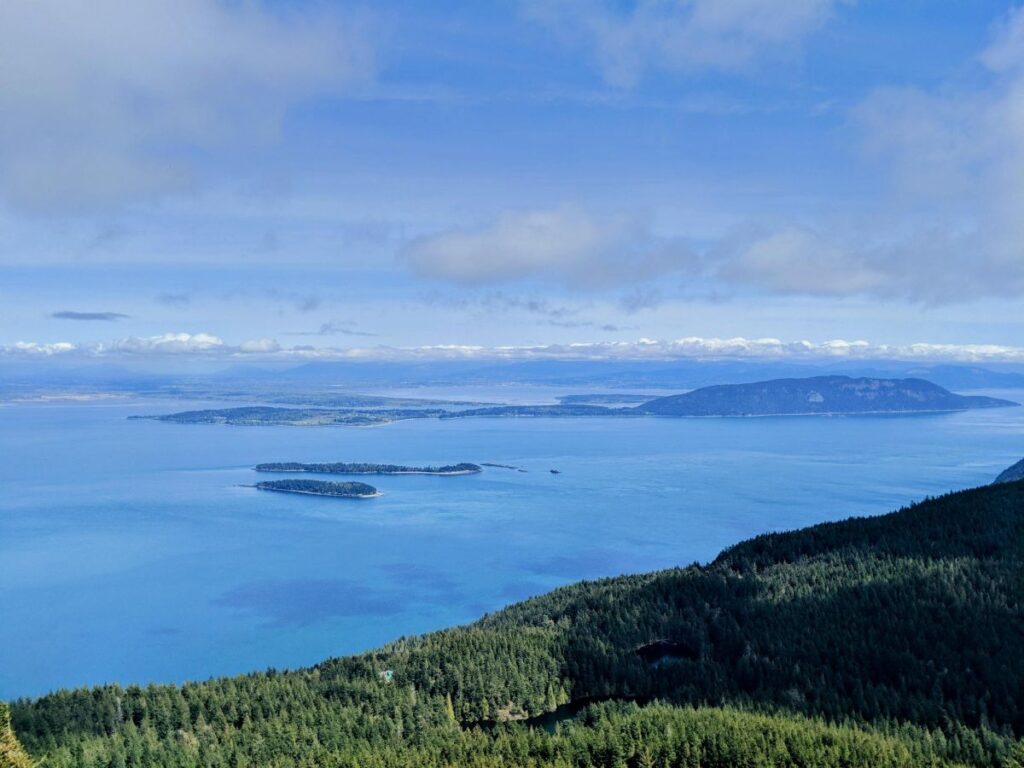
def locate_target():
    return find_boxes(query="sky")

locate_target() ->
[2,0,1024,365]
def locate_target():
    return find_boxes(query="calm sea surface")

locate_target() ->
[3,390,1023,698]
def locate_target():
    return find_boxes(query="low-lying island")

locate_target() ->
[255,479,380,498]
[255,461,481,475]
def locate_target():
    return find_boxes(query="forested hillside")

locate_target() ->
[637,376,1018,416]
[8,481,1024,767]
[1,704,33,768]
[996,458,1024,484]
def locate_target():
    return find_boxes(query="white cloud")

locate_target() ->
[845,6,1024,302]
[715,227,888,297]
[403,204,697,287]
[695,9,1024,305]
[98,332,227,355]
[6,333,1024,364]
[5,341,78,357]
[525,0,841,87]
[239,337,282,354]
[0,0,373,211]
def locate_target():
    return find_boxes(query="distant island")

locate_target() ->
[635,376,1018,417]
[255,462,481,476]
[254,479,380,498]
[136,376,1018,426]
[994,458,1024,483]
[132,406,446,427]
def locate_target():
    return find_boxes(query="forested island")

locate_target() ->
[137,376,1018,427]
[8,479,1024,767]
[637,376,1018,416]
[255,462,482,475]
[133,405,447,426]
[254,479,380,498]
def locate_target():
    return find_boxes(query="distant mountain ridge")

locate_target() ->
[636,376,1018,417]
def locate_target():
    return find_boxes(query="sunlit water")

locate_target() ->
[2,391,1023,698]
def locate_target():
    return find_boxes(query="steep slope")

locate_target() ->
[10,482,1024,767]
[637,376,1018,416]
[0,704,33,768]
[996,458,1024,484]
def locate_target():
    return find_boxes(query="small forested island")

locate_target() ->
[636,375,1018,417]
[255,461,481,475]
[254,479,379,498]
[9,479,1024,767]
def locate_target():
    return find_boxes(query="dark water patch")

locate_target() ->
[636,639,700,665]
[473,696,645,735]
[213,579,405,627]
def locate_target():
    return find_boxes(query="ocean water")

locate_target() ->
[2,393,1023,699]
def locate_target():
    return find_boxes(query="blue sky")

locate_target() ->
[2,0,1024,364]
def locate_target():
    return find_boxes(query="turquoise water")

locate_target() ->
[2,394,1023,698]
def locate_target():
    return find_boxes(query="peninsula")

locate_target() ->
[254,479,380,498]
[133,406,446,427]
[255,462,482,475]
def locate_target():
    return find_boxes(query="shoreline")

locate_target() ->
[138,399,1019,429]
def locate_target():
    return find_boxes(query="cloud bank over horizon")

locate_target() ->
[7,332,1024,366]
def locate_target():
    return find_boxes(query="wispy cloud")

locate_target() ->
[420,291,623,330]
[525,0,842,87]
[711,227,889,298]
[619,287,663,313]
[266,290,325,314]
[285,322,379,338]
[825,6,1024,303]
[404,204,697,288]
[50,311,130,322]
[156,293,191,307]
